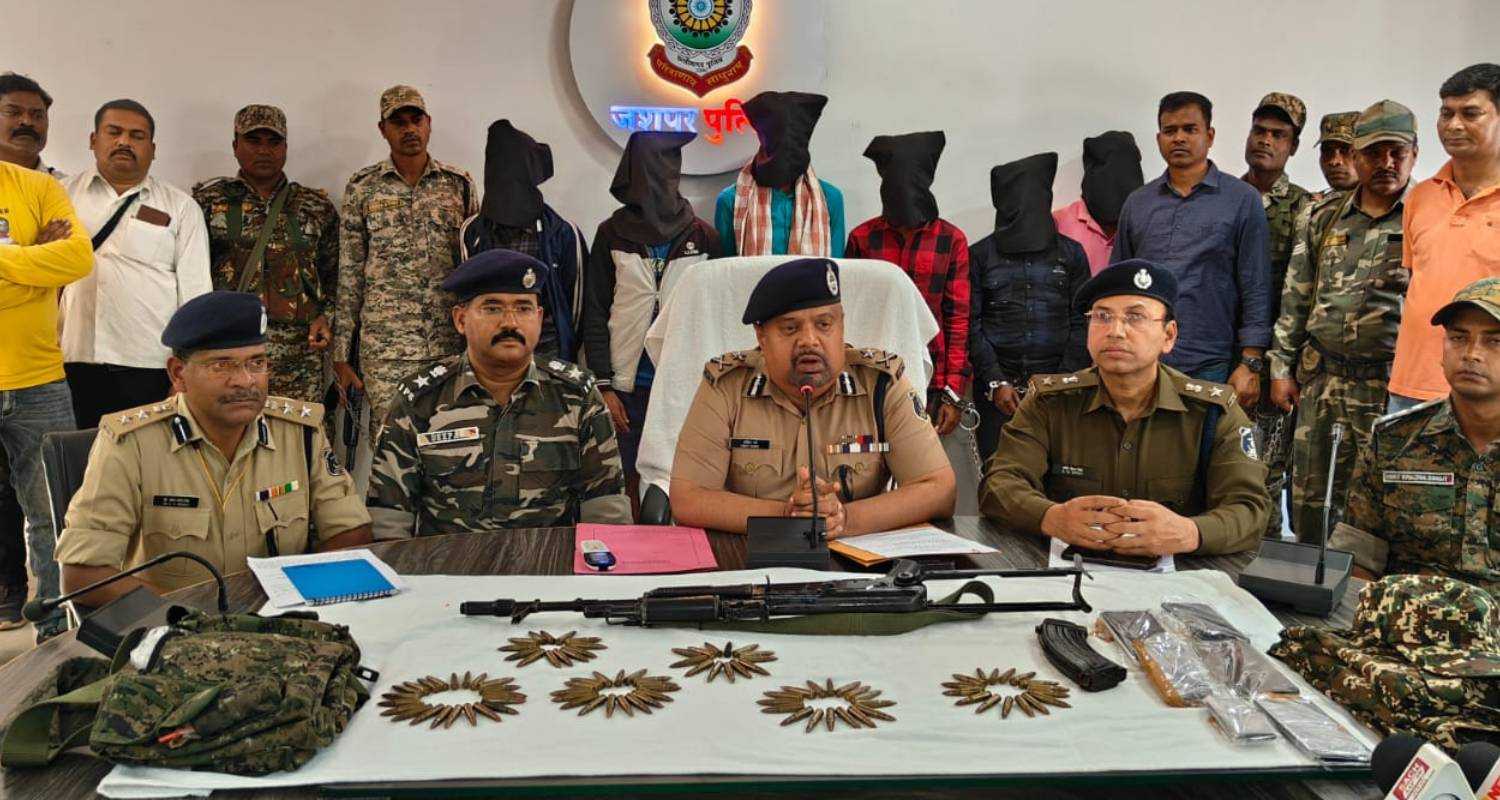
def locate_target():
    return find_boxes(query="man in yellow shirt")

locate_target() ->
[0,159,92,640]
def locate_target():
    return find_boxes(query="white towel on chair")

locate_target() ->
[636,256,940,498]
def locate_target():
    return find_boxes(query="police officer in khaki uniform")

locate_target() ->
[980,260,1270,556]
[55,292,371,606]
[671,258,956,537]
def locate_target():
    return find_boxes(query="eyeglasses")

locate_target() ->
[193,356,270,377]
[1085,310,1169,330]
[0,105,47,123]
[470,301,539,319]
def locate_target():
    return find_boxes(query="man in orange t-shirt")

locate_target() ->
[1389,63,1500,411]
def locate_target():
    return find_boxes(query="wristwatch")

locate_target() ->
[1241,356,1267,374]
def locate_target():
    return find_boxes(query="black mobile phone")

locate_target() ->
[1060,545,1158,571]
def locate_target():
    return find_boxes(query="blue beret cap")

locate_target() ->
[742,257,842,325]
[160,291,266,351]
[441,249,549,302]
[1073,259,1179,315]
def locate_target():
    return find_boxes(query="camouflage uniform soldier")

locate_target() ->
[1271,100,1418,542]
[333,85,478,445]
[368,250,630,537]
[1330,277,1500,595]
[193,105,339,404]
[1243,92,1314,538]
[1313,111,1361,201]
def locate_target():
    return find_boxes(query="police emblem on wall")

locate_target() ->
[647,0,754,97]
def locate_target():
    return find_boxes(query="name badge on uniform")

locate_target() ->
[416,427,481,448]
[1382,470,1454,486]
[152,495,199,508]
[827,435,889,454]
[256,481,299,502]
[1052,465,1088,478]
[731,438,771,450]
[1323,233,1349,247]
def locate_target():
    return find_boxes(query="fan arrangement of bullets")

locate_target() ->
[499,630,607,668]
[378,672,526,728]
[669,641,778,683]
[942,667,1072,719]
[758,678,897,732]
[551,669,682,718]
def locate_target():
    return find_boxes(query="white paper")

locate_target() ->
[247,548,407,608]
[1048,536,1175,574]
[839,526,999,559]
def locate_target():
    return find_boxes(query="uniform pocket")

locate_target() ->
[1381,483,1456,546]
[730,446,786,500]
[1145,475,1196,513]
[1045,474,1103,502]
[253,490,310,556]
[142,506,214,581]
[827,452,884,500]
[1472,217,1500,266]
[119,217,176,267]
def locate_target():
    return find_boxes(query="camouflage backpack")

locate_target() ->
[1269,574,1500,753]
[1,609,374,775]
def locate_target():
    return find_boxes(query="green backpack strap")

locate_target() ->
[1,658,113,768]
[695,581,994,636]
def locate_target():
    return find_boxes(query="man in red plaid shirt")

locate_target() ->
[846,131,970,435]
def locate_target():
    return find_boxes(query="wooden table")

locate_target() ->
[0,517,1376,800]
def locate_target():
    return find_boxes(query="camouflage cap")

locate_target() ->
[1432,276,1500,326]
[379,84,426,121]
[1354,99,1417,150]
[233,104,286,138]
[1350,575,1500,677]
[1254,92,1307,133]
[1316,111,1359,146]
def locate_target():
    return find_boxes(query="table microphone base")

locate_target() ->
[1236,540,1353,617]
[746,517,830,570]
[76,585,173,657]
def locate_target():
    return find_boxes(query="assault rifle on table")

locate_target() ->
[459,557,1091,626]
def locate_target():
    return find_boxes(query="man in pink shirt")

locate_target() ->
[1053,131,1143,274]
[1388,63,1500,412]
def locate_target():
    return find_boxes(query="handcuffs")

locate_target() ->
[936,386,983,432]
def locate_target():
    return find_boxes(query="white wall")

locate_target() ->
[11,0,1497,242]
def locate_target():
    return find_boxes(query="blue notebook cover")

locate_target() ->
[282,558,396,605]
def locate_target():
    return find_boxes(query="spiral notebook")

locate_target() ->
[282,558,397,605]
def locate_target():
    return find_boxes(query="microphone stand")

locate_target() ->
[1315,423,1345,586]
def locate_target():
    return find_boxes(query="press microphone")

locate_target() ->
[23,550,229,621]
[1458,742,1500,799]
[798,379,822,548]
[1374,733,1476,800]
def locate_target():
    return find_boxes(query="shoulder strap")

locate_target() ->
[235,183,293,293]
[1,664,112,768]
[1191,405,1224,512]
[873,371,893,444]
[91,193,139,251]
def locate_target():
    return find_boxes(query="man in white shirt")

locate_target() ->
[61,99,211,429]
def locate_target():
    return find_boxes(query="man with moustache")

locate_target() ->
[333,85,477,446]
[0,73,63,179]
[1271,101,1418,541]
[670,258,955,537]
[1332,277,1500,594]
[980,260,1269,557]
[194,105,339,405]
[367,249,630,538]
[1314,112,1362,200]
[60,99,212,428]
[54,292,371,607]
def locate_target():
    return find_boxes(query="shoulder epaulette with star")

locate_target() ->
[190,176,229,196]
[703,350,755,384]
[847,347,905,380]
[539,358,597,393]
[1373,397,1445,433]
[261,396,324,426]
[395,358,460,404]
[97,400,177,439]
[1169,374,1238,409]
[1029,369,1098,394]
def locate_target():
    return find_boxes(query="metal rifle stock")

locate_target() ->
[460,557,1092,626]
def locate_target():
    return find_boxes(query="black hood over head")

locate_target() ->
[863,131,945,229]
[480,119,553,229]
[1080,130,1143,227]
[990,152,1059,254]
[609,130,696,244]
[743,90,827,188]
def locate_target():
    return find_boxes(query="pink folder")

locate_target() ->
[572,524,719,575]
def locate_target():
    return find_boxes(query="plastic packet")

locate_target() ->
[1204,694,1278,745]
[1161,600,1248,642]
[1097,610,1164,666]
[1255,697,1373,764]
[1133,631,1213,707]
[1193,638,1301,698]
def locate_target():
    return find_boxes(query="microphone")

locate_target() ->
[1374,733,1477,800]
[1316,422,1345,586]
[1459,742,1500,799]
[798,379,824,548]
[23,550,229,621]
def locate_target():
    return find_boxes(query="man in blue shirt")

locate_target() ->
[1113,91,1272,411]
